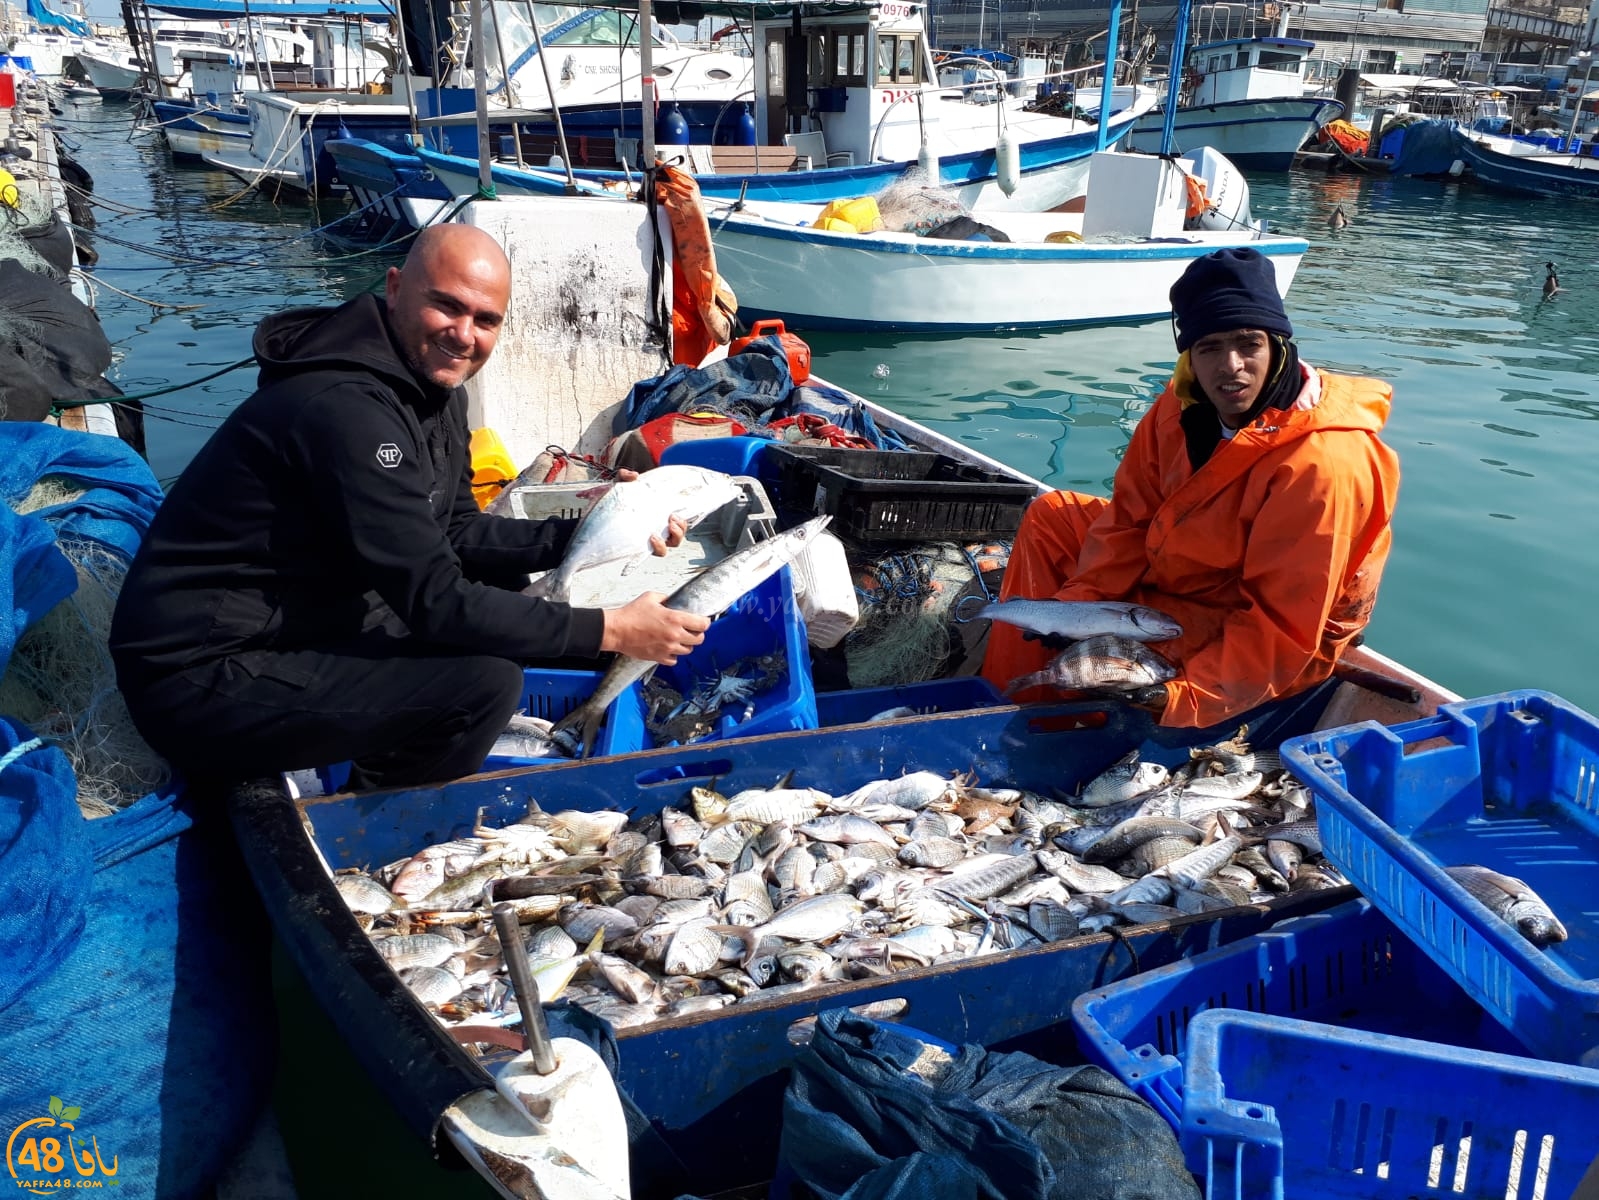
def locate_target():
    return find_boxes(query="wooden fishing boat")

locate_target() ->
[227,356,1453,1197]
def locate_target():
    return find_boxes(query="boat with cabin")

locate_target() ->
[1123,25,1340,170]
[1452,126,1599,199]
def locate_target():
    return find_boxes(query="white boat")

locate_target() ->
[700,149,1306,332]
[1124,34,1341,169]
[201,89,413,195]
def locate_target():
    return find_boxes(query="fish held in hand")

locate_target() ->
[525,465,744,602]
[553,516,832,755]
[979,599,1183,643]
[1006,635,1177,696]
[1444,865,1568,947]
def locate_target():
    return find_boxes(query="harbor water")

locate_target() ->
[77,101,1599,713]
[50,98,1599,1193]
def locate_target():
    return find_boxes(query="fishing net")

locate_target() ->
[0,186,58,277]
[0,478,170,818]
[844,540,1009,687]
[873,166,971,236]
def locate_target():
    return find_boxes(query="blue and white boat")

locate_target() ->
[1453,126,1599,199]
[1123,33,1341,170]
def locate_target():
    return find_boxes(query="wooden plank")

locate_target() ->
[709,145,798,173]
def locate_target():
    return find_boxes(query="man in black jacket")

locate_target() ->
[111,224,707,790]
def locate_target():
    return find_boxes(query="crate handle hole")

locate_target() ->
[1194,1117,1207,1126]
[634,759,735,787]
[1136,1047,1155,1059]
[1244,1106,1265,1120]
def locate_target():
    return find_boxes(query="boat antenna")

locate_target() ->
[1094,0,1124,151]
[522,0,579,193]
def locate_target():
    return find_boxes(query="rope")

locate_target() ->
[71,269,205,310]
[0,738,46,777]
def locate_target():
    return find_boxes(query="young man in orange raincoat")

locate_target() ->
[981,247,1401,735]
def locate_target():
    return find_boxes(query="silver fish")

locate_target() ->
[978,598,1183,643]
[554,516,832,754]
[664,922,726,976]
[1444,865,1568,947]
[798,813,899,848]
[1081,751,1171,807]
[934,853,1039,902]
[375,933,459,970]
[336,874,399,914]
[524,465,743,602]
[399,965,465,1006]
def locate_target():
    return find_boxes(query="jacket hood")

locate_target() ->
[1169,360,1391,442]
[251,293,434,405]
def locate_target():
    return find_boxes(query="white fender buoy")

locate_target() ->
[917,141,941,183]
[995,130,1020,197]
[1448,159,1465,177]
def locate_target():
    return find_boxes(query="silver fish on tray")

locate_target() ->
[1443,865,1568,947]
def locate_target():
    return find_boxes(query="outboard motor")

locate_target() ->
[1178,146,1259,232]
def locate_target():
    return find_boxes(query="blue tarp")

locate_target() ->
[0,424,273,1198]
[1389,119,1463,177]
[24,0,90,36]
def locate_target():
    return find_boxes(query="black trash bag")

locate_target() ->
[924,216,1013,243]
[779,1011,1199,1200]
[15,211,76,280]
[0,258,120,423]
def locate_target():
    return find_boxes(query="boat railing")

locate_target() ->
[867,57,1139,164]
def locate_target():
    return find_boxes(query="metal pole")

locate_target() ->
[1566,52,1592,143]
[639,0,656,165]
[523,0,578,191]
[472,0,492,193]
[492,904,557,1074]
[1095,0,1123,150]
[1158,0,1190,155]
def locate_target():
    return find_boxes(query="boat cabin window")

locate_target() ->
[1256,49,1301,72]
[825,25,868,85]
[1206,53,1232,73]
[876,33,921,83]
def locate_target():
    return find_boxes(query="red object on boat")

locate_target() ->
[731,319,812,384]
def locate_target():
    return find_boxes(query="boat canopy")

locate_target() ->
[25,0,92,35]
[534,0,887,17]
[144,0,395,19]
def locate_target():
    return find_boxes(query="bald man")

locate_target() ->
[111,224,707,791]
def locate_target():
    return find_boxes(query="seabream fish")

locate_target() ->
[1006,635,1177,696]
[525,465,744,602]
[978,599,1183,643]
[553,517,833,755]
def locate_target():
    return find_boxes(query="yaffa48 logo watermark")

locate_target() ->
[5,1097,119,1190]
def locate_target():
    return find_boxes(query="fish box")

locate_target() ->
[1071,899,1532,1133]
[1282,690,1599,1066]
[1180,1009,1599,1200]
[481,668,625,768]
[236,706,1347,1197]
[765,445,1034,545]
[507,474,777,606]
[602,566,818,749]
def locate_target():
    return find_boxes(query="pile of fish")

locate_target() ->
[336,728,1356,1038]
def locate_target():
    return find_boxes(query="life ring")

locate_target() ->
[1183,172,1209,220]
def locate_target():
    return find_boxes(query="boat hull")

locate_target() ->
[1124,97,1342,170]
[415,108,1141,206]
[152,100,249,161]
[705,212,1306,333]
[1455,130,1599,199]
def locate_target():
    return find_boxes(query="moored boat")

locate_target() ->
[1453,126,1599,199]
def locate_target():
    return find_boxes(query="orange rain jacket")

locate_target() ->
[981,367,1402,728]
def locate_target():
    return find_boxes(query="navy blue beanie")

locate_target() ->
[1169,248,1292,352]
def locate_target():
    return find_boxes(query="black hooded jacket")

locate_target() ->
[110,294,606,682]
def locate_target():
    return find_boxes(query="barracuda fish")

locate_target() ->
[1444,865,1569,947]
[1006,635,1178,696]
[342,725,1351,1041]
[524,465,745,602]
[554,517,832,755]
[977,599,1183,643]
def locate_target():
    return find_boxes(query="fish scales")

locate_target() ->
[933,853,1039,902]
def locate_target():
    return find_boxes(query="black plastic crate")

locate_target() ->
[768,445,1034,544]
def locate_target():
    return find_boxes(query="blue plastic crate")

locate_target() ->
[1181,1008,1599,1200]
[816,677,1008,727]
[1281,690,1599,1066]
[603,567,817,750]
[658,435,771,478]
[481,667,633,768]
[1071,900,1530,1133]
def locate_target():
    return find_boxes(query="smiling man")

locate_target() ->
[111,224,707,791]
[982,247,1402,736]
